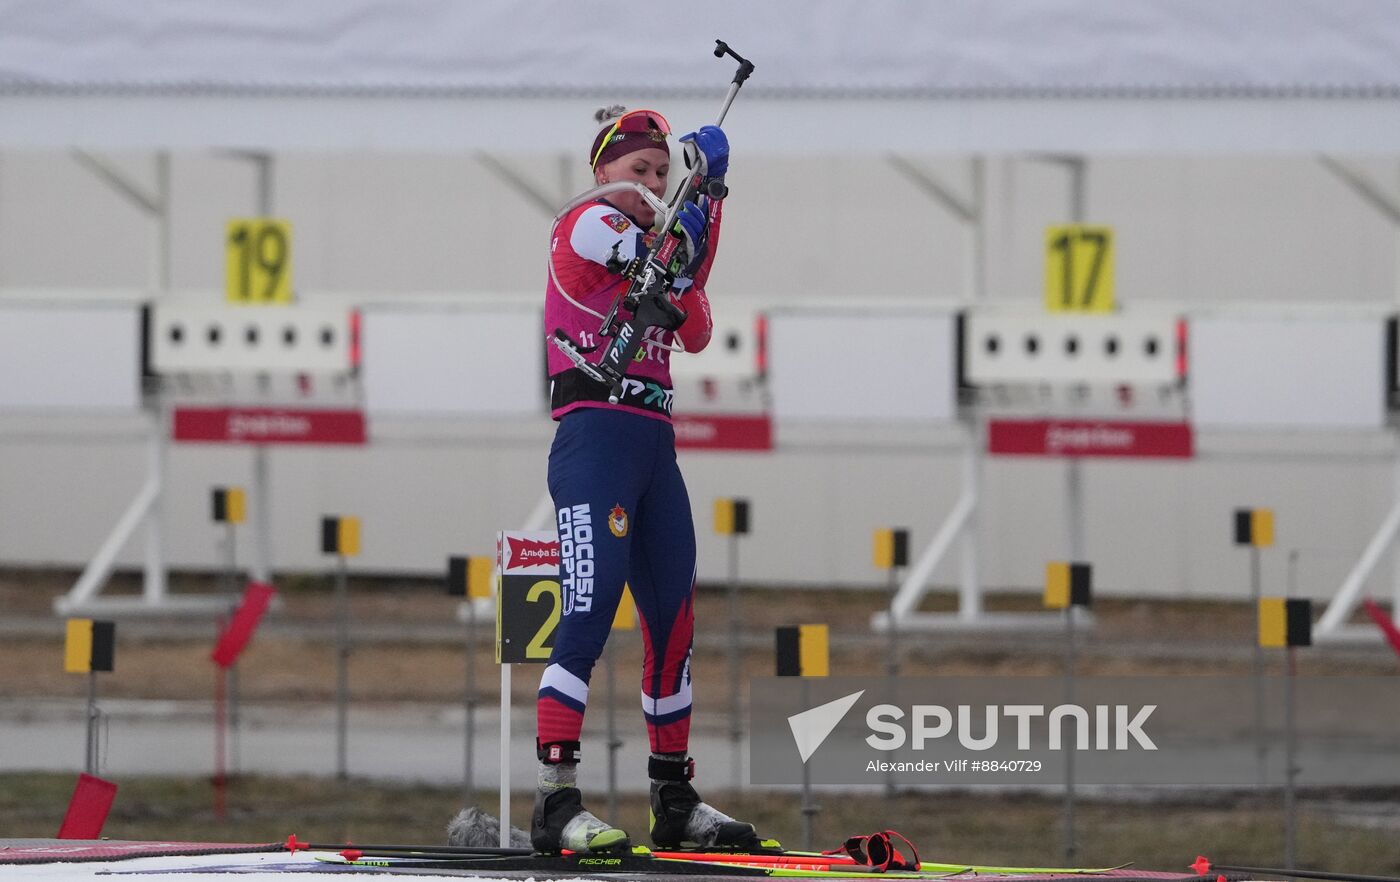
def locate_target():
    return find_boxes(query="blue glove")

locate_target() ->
[680,125,729,178]
[675,200,707,244]
[672,200,709,275]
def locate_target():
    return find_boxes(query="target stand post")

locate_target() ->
[775,624,829,852]
[1260,596,1312,870]
[873,527,909,799]
[715,497,751,789]
[60,618,119,840]
[496,531,562,847]
[1045,561,1092,866]
[211,486,247,792]
[1235,508,1276,790]
[321,515,361,781]
[65,619,116,776]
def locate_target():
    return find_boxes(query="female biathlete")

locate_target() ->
[533,106,762,854]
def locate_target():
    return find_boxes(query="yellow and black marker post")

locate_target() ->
[1044,561,1093,611]
[774,623,830,678]
[213,486,247,603]
[873,528,910,677]
[715,497,752,789]
[211,486,247,777]
[1234,507,1274,791]
[1259,597,1311,649]
[1044,561,1092,865]
[1260,596,1311,867]
[322,515,360,781]
[775,623,829,851]
[447,554,495,804]
[873,528,909,799]
[65,619,115,775]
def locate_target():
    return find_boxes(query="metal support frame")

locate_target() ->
[1313,156,1400,642]
[1036,155,1090,562]
[221,150,278,585]
[886,154,986,302]
[1316,436,1400,641]
[55,406,224,615]
[874,154,1097,632]
[873,417,1067,631]
[477,152,574,217]
[54,152,192,615]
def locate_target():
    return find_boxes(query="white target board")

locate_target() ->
[150,304,356,374]
[1190,315,1384,429]
[0,303,141,411]
[361,307,545,416]
[768,311,956,423]
[964,312,1181,385]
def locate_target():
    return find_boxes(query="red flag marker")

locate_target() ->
[285,834,308,853]
[57,773,118,839]
[212,582,277,668]
[1191,856,1212,876]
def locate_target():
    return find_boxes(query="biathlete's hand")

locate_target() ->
[672,200,709,275]
[675,200,707,244]
[680,125,729,178]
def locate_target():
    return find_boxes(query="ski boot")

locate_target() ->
[531,740,630,854]
[531,786,630,853]
[648,755,763,850]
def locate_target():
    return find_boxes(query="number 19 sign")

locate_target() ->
[1045,224,1114,313]
[226,218,292,304]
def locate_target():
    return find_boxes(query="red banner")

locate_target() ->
[988,419,1194,458]
[211,582,277,668]
[673,414,773,451]
[172,407,366,445]
[507,537,559,572]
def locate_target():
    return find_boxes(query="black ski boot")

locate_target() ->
[531,740,629,854]
[648,756,762,850]
[531,787,630,853]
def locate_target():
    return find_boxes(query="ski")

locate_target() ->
[916,862,1133,876]
[298,841,1127,878]
[662,855,1130,877]
[695,851,1129,876]
[1193,855,1400,882]
[312,851,955,878]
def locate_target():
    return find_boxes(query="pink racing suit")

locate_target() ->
[545,198,719,422]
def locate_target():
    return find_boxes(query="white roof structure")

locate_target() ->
[3,0,1400,153]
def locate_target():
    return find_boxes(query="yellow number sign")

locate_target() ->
[497,576,560,664]
[1045,224,1114,313]
[226,218,292,303]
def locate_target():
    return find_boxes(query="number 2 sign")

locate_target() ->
[1045,224,1114,313]
[226,218,292,304]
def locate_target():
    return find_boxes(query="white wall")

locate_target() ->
[1,152,1396,305]
[1,415,1395,604]
[3,149,1400,605]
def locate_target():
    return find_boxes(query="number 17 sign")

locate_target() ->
[1045,224,1114,313]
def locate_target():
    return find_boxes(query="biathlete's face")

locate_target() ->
[596,147,670,228]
